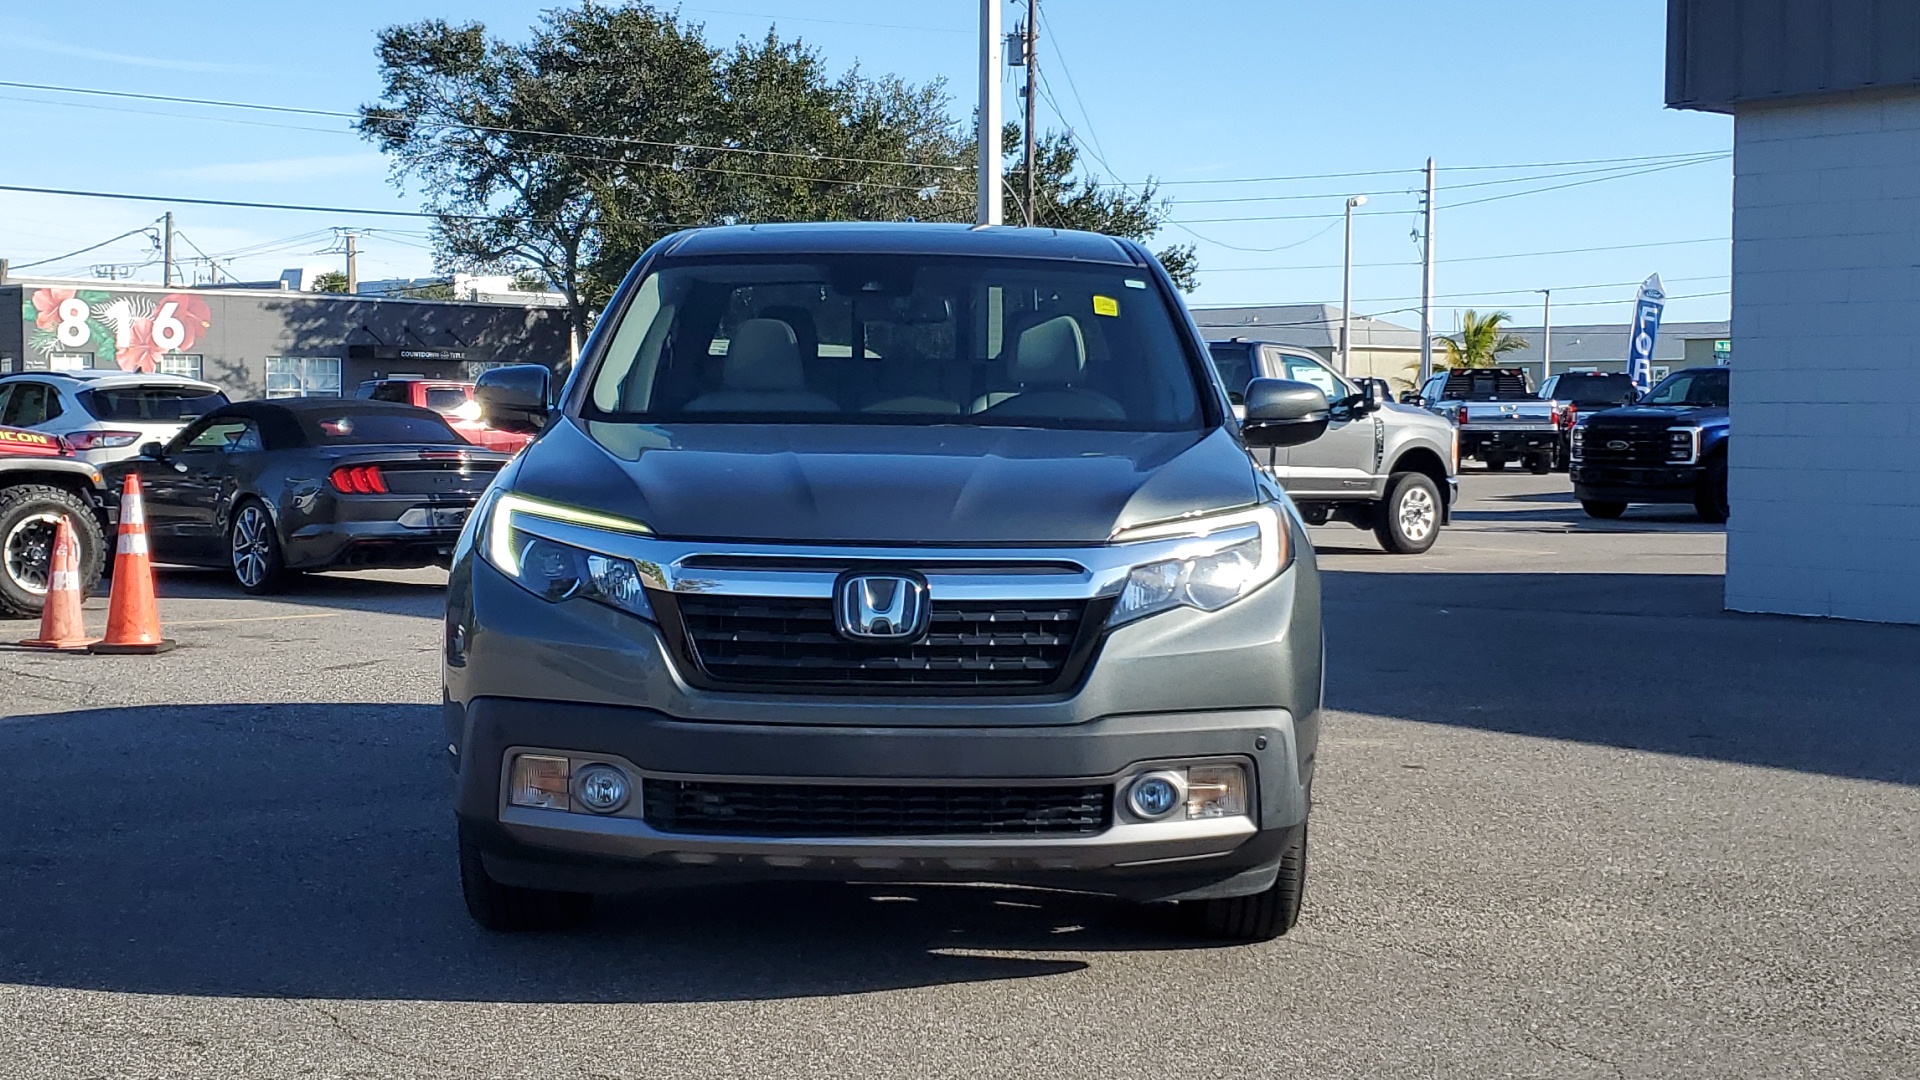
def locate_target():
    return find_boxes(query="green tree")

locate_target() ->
[358,1,1199,349]
[311,270,351,294]
[1440,310,1529,368]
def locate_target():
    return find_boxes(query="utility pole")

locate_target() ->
[162,212,174,288]
[977,0,1004,226]
[345,231,359,294]
[1022,0,1039,227]
[1341,195,1367,376]
[1418,158,1435,384]
[1539,289,1552,380]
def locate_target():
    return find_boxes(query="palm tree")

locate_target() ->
[1440,310,1529,368]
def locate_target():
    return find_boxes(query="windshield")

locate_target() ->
[584,256,1205,431]
[1206,344,1254,401]
[1643,368,1729,407]
[80,386,227,423]
[1548,374,1637,405]
[296,409,466,445]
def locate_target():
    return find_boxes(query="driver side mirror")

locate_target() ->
[1359,379,1388,412]
[474,365,552,435]
[139,441,166,460]
[1241,378,1331,448]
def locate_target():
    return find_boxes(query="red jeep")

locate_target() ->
[354,378,533,454]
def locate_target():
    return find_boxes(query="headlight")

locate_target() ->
[482,492,655,620]
[1107,506,1289,628]
[1667,427,1701,465]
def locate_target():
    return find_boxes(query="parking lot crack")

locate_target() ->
[306,1002,451,1069]
[1521,1025,1625,1080]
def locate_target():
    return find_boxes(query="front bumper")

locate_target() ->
[1572,463,1702,503]
[453,695,1306,902]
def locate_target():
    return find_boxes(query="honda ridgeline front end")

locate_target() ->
[445,223,1330,940]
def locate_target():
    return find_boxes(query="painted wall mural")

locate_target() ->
[23,288,213,372]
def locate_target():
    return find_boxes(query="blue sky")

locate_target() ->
[0,0,1733,327]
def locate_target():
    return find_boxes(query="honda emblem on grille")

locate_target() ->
[835,573,930,641]
[1607,439,1630,451]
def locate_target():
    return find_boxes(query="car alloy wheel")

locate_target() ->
[1398,486,1436,544]
[230,505,275,589]
[2,511,62,596]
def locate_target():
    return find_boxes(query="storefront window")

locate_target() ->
[158,353,204,380]
[49,353,92,371]
[266,357,343,398]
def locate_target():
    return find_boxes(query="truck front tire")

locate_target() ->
[1695,457,1729,524]
[0,484,106,619]
[1581,500,1628,520]
[1373,472,1442,554]
[1186,824,1307,942]
[458,823,594,932]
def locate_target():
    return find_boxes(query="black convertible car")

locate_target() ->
[104,398,512,593]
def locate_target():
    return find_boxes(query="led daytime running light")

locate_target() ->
[485,492,651,571]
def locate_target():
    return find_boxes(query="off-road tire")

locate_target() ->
[228,499,291,595]
[1483,456,1508,471]
[1526,453,1552,475]
[1581,500,1628,520]
[1373,471,1442,555]
[1186,824,1308,942]
[1694,456,1729,524]
[458,824,593,932]
[0,484,106,619]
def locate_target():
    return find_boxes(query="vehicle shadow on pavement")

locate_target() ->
[1322,570,1920,786]
[151,566,447,619]
[0,703,1215,1004]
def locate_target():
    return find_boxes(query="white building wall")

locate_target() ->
[1726,92,1920,623]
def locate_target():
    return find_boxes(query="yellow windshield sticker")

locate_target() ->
[1093,295,1119,317]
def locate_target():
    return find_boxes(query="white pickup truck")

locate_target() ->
[1411,368,1561,473]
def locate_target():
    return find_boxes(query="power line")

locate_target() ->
[1111,150,1730,189]
[1201,234,1731,272]
[1172,154,1729,206]
[11,221,162,269]
[0,182,709,229]
[1443,155,1729,211]
[0,79,969,173]
[1200,291,1728,330]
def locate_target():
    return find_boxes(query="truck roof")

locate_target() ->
[660,222,1144,266]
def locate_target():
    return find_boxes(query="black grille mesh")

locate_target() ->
[1580,425,1674,465]
[643,779,1112,837]
[674,596,1088,690]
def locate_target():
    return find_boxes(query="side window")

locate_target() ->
[0,386,13,423]
[183,419,254,451]
[2,383,53,427]
[1280,356,1341,398]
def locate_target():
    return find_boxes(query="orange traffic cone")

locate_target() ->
[89,473,175,655]
[20,515,99,650]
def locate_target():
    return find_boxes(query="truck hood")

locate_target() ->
[1587,404,1728,426]
[510,419,1259,544]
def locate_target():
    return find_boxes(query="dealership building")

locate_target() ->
[1,274,571,398]
[1670,0,1920,624]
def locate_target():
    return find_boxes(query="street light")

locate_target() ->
[1340,195,1367,376]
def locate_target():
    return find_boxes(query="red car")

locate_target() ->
[354,378,533,453]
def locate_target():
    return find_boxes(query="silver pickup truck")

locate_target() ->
[1207,340,1459,553]
[1411,368,1561,473]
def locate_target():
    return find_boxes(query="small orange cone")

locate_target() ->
[20,515,99,650]
[89,473,175,655]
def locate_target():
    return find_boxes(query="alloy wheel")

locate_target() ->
[231,506,273,589]
[2,512,62,596]
[1399,487,1436,543]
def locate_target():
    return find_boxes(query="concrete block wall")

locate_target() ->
[1726,91,1920,623]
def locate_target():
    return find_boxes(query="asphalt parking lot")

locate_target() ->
[3,472,1917,1079]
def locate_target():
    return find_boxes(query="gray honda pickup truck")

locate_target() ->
[445,223,1330,941]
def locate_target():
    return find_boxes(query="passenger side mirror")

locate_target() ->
[139,441,166,460]
[1359,379,1387,412]
[474,365,552,435]
[1241,378,1331,448]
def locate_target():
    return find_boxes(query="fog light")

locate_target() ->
[573,763,630,814]
[508,754,570,810]
[1128,771,1187,819]
[1185,764,1249,819]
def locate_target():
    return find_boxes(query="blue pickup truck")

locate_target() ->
[1570,366,1730,522]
